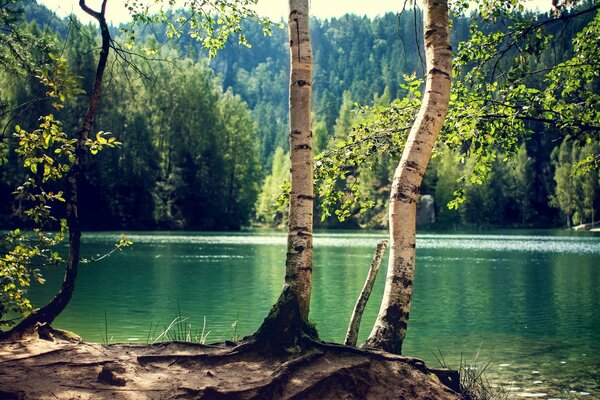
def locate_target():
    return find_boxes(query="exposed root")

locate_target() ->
[288,360,372,400]
[0,322,81,344]
[59,385,167,392]
[1,335,462,400]
[147,340,230,351]
[137,349,244,366]
[0,347,77,364]
[197,351,324,399]
[37,360,115,367]
[247,287,319,356]
[307,338,426,366]
[305,338,459,392]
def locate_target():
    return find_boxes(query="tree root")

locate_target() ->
[0,322,81,344]
[59,384,166,392]
[137,349,245,366]
[137,335,459,394]
[305,338,425,366]
[304,338,459,393]
[0,334,462,400]
[288,360,372,400]
[0,347,77,364]
[148,340,231,350]
[196,351,324,400]
[37,360,115,368]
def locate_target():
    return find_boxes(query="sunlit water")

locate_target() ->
[28,230,600,398]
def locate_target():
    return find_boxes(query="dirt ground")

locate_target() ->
[0,330,462,400]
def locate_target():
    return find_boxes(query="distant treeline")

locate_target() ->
[0,1,598,230]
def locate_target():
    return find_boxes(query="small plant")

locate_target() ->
[230,318,240,342]
[149,314,211,344]
[229,310,241,342]
[100,309,113,345]
[433,345,511,400]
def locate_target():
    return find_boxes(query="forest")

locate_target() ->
[1,0,598,232]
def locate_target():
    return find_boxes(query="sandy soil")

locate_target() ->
[0,330,461,400]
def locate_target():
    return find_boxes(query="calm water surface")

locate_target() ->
[30,230,600,398]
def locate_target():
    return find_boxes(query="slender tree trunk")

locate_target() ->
[365,0,451,355]
[3,0,110,337]
[252,0,315,349]
[345,240,387,347]
[285,0,313,321]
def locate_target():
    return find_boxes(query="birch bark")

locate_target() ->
[252,0,315,347]
[345,240,387,347]
[365,0,452,354]
[285,0,314,321]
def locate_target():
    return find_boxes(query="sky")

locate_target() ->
[38,0,554,26]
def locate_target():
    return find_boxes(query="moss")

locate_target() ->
[250,287,319,354]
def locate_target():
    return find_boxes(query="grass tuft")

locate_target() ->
[148,315,211,344]
[100,308,113,345]
[433,344,511,400]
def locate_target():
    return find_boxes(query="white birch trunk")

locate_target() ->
[365,0,452,354]
[285,0,313,321]
[252,1,314,347]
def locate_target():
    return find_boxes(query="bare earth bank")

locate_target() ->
[0,331,461,400]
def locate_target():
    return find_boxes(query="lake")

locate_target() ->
[29,230,600,398]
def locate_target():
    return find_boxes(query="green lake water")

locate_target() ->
[29,230,600,398]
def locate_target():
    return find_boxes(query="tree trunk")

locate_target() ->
[345,240,387,347]
[252,0,315,349]
[2,0,110,338]
[365,0,451,355]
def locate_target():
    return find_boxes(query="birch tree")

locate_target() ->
[365,0,452,354]
[252,0,317,349]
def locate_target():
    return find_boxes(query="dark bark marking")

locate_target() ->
[405,160,419,171]
[295,17,301,61]
[430,68,450,78]
[285,272,297,281]
[294,144,311,150]
[297,80,310,87]
[383,304,408,331]
[391,191,414,203]
[392,276,413,289]
[424,29,436,38]
[296,194,315,201]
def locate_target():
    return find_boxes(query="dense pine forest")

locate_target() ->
[1,0,598,230]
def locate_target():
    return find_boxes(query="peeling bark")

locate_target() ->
[365,0,452,354]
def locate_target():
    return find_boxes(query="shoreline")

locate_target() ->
[0,329,462,400]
